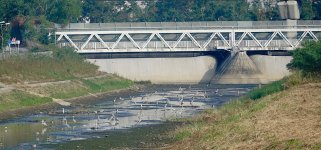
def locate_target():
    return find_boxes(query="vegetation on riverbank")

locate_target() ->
[0,47,100,84]
[22,75,133,99]
[0,46,133,113]
[169,41,321,149]
[169,72,321,149]
[0,76,133,113]
[0,90,52,112]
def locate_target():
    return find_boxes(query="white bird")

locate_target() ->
[97,115,101,122]
[108,113,119,126]
[137,116,142,123]
[72,116,76,123]
[190,98,194,106]
[41,120,47,126]
[63,116,71,128]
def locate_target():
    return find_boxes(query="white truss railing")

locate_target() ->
[55,26,321,53]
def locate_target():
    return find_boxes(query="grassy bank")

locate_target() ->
[0,46,133,114]
[23,75,133,99]
[0,47,100,84]
[0,90,52,112]
[170,73,321,149]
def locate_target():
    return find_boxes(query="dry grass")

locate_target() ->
[169,80,321,149]
[20,75,133,99]
[0,47,101,84]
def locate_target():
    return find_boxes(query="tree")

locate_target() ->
[46,0,81,24]
[313,0,321,19]
[287,41,321,73]
[82,0,117,23]
[0,0,28,21]
[299,0,316,20]
[140,0,157,22]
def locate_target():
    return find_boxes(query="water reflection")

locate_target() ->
[0,84,255,149]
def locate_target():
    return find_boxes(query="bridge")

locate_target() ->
[55,20,321,53]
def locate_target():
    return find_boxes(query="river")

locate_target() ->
[0,84,256,149]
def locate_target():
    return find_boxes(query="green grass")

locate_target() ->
[171,72,321,149]
[175,130,192,141]
[0,47,100,84]
[83,76,133,92]
[0,90,52,112]
[246,79,286,100]
[40,76,133,99]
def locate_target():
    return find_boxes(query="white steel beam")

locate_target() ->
[173,33,186,48]
[236,32,248,46]
[57,34,64,41]
[63,35,80,51]
[125,33,141,49]
[203,32,217,48]
[264,32,278,47]
[248,32,264,48]
[142,33,155,49]
[156,33,172,50]
[111,33,125,49]
[94,34,110,50]
[81,34,94,50]
[217,32,230,47]
[278,31,295,48]
[294,31,308,47]
[186,33,202,48]
[309,31,319,41]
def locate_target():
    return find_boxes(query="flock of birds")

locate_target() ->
[38,86,223,131]
[0,85,250,149]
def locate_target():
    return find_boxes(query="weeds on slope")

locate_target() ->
[0,47,100,84]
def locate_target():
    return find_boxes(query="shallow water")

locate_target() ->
[0,84,256,150]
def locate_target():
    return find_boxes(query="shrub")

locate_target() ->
[246,79,286,100]
[287,41,321,73]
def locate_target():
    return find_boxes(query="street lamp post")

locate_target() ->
[0,21,10,52]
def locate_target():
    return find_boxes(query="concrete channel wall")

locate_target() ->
[88,55,292,84]
[88,56,217,84]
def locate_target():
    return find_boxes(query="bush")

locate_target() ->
[246,79,286,100]
[287,41,321,73]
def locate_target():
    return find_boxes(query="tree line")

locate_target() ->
[1,0,320,24]
[0,0,320,47]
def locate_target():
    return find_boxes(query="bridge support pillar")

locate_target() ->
[286,19,297,40]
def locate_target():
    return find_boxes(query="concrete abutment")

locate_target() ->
[87,53,292,84]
